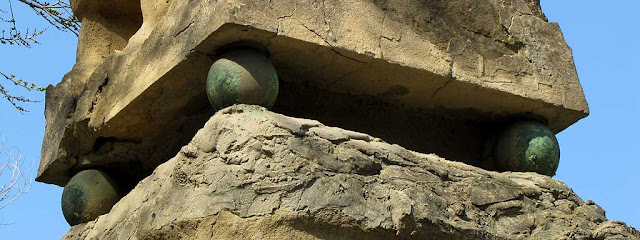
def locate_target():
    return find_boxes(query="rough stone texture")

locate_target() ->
[63,105,636,240]
[39,0,589,186]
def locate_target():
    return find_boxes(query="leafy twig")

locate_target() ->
[0,0,76,112]
[0,0,44,47]
[15,0,79,36]
[0,72,44,113]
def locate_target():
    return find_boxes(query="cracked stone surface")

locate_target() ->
[63,105,636,240]
[39,0,588,186]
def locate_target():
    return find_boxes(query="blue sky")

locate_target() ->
[0,1,638,238]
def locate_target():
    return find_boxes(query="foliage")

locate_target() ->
[1,0,78,112]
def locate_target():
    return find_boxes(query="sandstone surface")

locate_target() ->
[63,105,637,240]
[39,0,589,186]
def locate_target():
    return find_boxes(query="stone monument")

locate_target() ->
[37,0,639,239]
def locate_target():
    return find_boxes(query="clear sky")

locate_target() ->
[0,1,638,239]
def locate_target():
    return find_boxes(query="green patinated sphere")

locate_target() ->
[61,169,122,226]
[493,120,560,176]
[206,48,279,110]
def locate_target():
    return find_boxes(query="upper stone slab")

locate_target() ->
[38,0,588,185]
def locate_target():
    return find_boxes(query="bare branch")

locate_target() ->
[0,142,32,211]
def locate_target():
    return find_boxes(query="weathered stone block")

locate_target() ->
[39,0,588,186]
[62,105,637,239]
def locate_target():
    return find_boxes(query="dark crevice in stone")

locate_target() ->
[273,81,497,169]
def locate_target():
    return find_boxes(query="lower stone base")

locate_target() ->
[62,105,639,240]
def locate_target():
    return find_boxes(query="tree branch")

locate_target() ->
[0,0,73,112]
[0,142,31,212]
[15,0,79,36]
[1,72,44,113]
